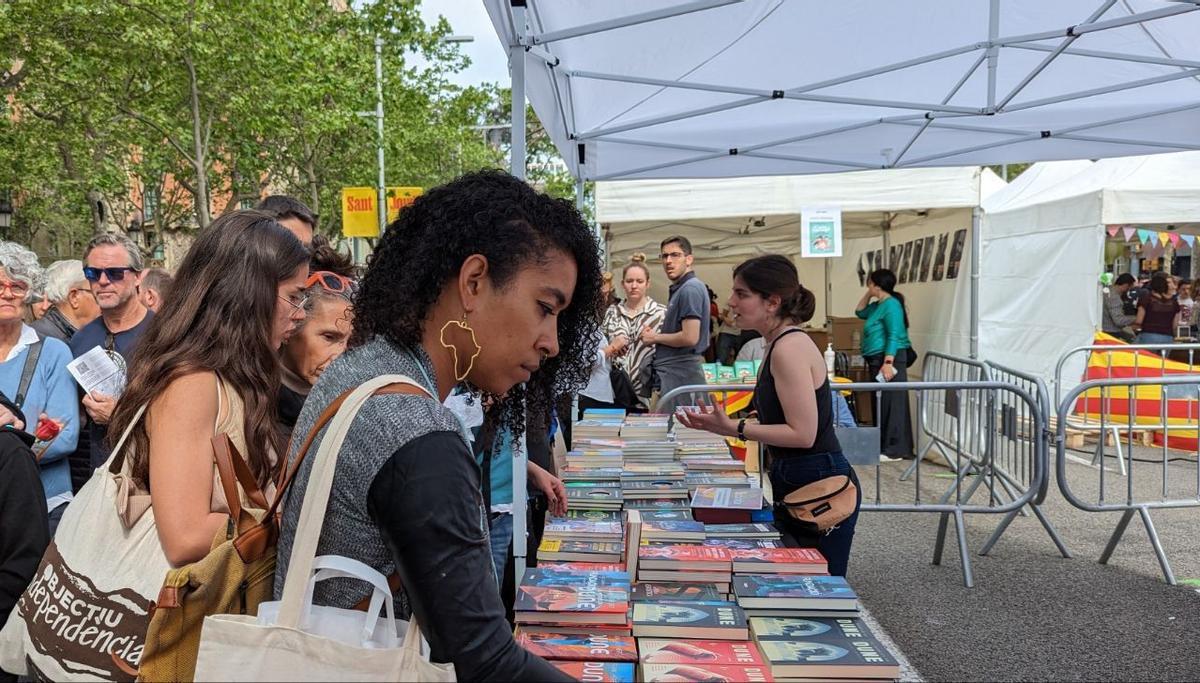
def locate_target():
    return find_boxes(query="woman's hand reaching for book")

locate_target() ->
[528,461,568,516]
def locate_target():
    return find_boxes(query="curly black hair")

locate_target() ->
[351,169,603,434]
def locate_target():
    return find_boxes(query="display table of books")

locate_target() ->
[517,409,911,682]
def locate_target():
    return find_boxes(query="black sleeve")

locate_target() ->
[367,431,572,683]
[0,433,49,627]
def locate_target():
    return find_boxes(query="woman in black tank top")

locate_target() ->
[676,256,861,577]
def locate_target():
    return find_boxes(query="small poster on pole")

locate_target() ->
[801,206,842,258]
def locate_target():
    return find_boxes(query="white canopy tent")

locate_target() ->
[483,0,1200,589]
[981,151,1200,393]
[597,166,1005,361]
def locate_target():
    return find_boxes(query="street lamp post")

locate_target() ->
[0,194,11,233]
[360,33,474,266]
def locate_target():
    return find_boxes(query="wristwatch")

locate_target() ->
[737,419,747,441]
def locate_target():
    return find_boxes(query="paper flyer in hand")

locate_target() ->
[66,346,126,397]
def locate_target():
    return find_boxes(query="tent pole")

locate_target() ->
[508,0,528,600]
[509,2,527,181]
[970,206,981,359]
[824,257,832,325]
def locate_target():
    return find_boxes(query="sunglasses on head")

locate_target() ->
[83,266,139,283]
[304,271,356,296]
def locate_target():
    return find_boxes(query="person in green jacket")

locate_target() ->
[856,269,915,460]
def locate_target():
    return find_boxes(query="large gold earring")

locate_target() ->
[439,314,481,382]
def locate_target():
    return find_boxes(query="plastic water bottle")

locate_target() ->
[824,343,836,378]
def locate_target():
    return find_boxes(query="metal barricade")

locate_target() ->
[1055,373,1200,585]
[1054,343,1200,475]
[657,379,1049,588]
[981,361,1071,559]
[908,351,991,482]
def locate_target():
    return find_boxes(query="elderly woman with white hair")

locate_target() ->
[0,242,80,536]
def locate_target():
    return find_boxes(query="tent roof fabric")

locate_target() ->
[596,166,1003,224]
[486,1,1200,182]
[985,151,1200,225]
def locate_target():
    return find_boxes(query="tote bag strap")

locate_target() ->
[106,403,148,474]
[277,374,431,630]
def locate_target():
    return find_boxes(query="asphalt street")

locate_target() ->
[848,445,1200,682]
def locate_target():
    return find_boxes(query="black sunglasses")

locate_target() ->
[83,266,139,283]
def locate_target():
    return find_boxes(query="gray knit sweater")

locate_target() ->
[272,336,465,613]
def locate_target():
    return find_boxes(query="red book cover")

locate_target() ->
[639,545,732,563]
[537,562,627,573]
[638,639,765,665]
[692,508,753,524]
[640,663,772,682]
[731,547,827,571]
[515,631,637,662]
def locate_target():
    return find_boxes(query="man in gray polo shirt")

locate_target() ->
[642,235,711,411]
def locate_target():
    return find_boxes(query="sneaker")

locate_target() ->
[878,454,903,463]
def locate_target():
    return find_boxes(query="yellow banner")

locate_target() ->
[341,186,424,237]
[385,187,423,222]
[341,187,378,237]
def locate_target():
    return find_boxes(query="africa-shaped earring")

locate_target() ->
[439,313,481,382]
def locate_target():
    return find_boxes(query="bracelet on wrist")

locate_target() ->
[737,419,747,441]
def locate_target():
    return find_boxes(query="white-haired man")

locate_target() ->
[31,260,100,343]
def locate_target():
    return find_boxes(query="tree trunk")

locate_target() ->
[303,145,320,225]
[185,54,211,229]
[86,190,106,234]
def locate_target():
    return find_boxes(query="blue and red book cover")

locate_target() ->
[549,661,635,681]
[515,631,637,662]
[515,568,630,614]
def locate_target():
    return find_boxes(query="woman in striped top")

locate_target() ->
[603,254,666,410]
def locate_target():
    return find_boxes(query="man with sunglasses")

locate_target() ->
[642,235,711,411]
[68,234,154,469]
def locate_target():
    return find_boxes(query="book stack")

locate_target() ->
[637,639,772,683]
[704,523,783,550]
[684,471,756,492]
[619,440,676,464]
[637,545,733,589]
[515,631,638,683]
[620,462,685,483]
[565,448,624,471]
[539,515,626,564]
[732,574,861,619]
[561,466,623,484]
[622,479,690,502]
[624,497,691,512]
[640,517,706,544]
[515,567,632,634]
[731,547,829,576]
[583,408,628,421]
[575,417,625,441]
[690,485,766,524]
[620,414,672,442]
[681,456,747,473]
[750,616,900,681]
[565,481,625,512]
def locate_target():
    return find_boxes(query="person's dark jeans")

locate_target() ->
[715,333,739,365]
[768,452,861,578]
[47,501,68,538]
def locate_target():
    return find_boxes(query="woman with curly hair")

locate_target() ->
[273,170,602,681]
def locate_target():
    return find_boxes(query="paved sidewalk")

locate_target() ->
[849,448,1200,682]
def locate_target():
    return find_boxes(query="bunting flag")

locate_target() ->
[1183,234,1195,248]
[1138,228,1154,243]
[1106,225,1120,237]
[1169,232,1181,247]
[1144,241,1163,260]
[1123,226,1137,241]
[1159,232,1171,246]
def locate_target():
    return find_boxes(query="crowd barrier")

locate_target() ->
[657,373,1052,588]
[1054,342,1200,475]
[1054,369,1200,585]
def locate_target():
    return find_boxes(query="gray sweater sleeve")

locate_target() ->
[367,431,572,682]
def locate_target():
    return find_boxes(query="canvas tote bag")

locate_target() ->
[0,404,169,681]
[193,374,456,682]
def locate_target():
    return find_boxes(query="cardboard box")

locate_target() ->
[829,316,864,351]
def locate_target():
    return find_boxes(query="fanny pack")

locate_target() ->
[776,475,858,532]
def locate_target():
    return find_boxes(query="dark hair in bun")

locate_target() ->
[733,254,815,324]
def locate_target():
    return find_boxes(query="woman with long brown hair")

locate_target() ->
[106,210,309,565]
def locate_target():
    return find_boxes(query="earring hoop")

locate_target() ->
[439,314,481,382]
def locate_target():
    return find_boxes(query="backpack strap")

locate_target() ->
[14,336,42,410]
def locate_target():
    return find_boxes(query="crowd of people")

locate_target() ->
[0,169,922,681]
[1103,270,1197,344]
